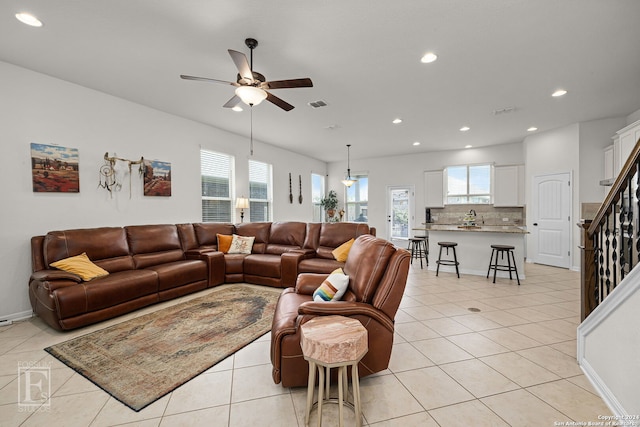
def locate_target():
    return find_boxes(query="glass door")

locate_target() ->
[387,186,413,242]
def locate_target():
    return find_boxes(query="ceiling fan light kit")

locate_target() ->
[180,37,313,111]
[235,86,267,106]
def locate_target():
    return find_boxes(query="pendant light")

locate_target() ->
[341,144,356,187]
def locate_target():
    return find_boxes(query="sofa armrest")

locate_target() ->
[281,251,308,288]
[187,251,225,286]
[30,269,82,284]
[298,301,394,332]
[294,273,329,295]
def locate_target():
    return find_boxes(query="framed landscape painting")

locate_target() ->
[31,143,80,193]
[144,159,171,196]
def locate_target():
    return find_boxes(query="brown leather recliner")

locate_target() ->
[270,234,410,387]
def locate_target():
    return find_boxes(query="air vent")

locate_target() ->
[308,100,328,109]
[492,106,516,115]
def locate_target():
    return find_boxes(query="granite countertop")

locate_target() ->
[416,224,529,234]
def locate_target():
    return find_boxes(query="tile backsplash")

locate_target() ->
[426,204,524,226]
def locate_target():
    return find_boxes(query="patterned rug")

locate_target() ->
[45,284,281,411]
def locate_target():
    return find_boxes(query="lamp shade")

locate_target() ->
[341,178,356,187]
[235,197,250,209]
[235,86,267,106]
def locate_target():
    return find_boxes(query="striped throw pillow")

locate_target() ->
[313,268,349,302]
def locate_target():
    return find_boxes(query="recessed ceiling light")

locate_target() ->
[413,142,421,146]
[552,89,567,97]
[460,126,470,132]
[421,52,438,64]
[392,118,403,124]
[465,145,473,149]
[15,12,43,27]
[232,105,243,112]
[527,127,538,132]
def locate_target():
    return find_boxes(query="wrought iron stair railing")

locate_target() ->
[580,138,640,320]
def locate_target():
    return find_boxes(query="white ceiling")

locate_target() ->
[2,1,640,162]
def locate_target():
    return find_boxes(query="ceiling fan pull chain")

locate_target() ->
[250,106,254,156]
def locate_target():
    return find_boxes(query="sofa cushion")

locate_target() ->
[244,254,281,278]
[265,222,306,255]
[345,235,396,303]
[313,268,349,302]
[127,225,185,268]
[145,260,207,291]
[298,257,344,274]
[84,270,159,311]
[235,222,271,253]
[50,252,109,281]
[194,223,234,248]
[43,227,132,272]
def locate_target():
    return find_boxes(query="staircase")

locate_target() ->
[577,138,640,415]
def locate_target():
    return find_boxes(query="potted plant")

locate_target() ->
[320,190,339,220]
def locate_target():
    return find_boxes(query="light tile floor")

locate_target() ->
[0,263,612,426]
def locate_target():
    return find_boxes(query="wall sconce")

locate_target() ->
[235,197,250,222]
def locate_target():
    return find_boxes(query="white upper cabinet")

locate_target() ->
[424,170,444,207]
[494,165,525,207]
[614,120,640,176]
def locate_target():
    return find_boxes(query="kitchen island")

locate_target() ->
[418,225,528,279]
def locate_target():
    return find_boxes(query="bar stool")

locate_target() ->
[487,244,520,285]
[407,237,428,268]
[436,241,460,278]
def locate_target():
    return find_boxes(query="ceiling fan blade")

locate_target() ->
[262,78,313,90]
[228,49,254,83]
[180,75,238,86]
[266,91,294,111]
[223,95,241,108]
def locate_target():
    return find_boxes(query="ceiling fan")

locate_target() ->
[180,38,313,111]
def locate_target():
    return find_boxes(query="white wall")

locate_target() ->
[0,61,326,319]
[524,124,580,269]
[326,143,524,240]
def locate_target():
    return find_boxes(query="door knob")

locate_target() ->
[533,223,538,226]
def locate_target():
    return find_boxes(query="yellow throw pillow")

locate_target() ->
[50,252,109,281]
[217,233,233,253]
[332,238,355,262]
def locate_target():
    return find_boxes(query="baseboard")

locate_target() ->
[0,310,33,326]
[579,359,628,415]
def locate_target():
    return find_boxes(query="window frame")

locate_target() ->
[445,163,492,204]
[248,159,273,222]
[345,173,369,222]
[311,173,326,222]
[200,150,234,222]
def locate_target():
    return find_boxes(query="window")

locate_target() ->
[346,174,368,222]
[446,164,491,204]
[201,150,233,222]
[248,160,272,222]
[311,173,325,222]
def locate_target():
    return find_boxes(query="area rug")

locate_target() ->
[45,284,281,411]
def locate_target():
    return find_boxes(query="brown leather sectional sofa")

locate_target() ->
[29,221,375,331]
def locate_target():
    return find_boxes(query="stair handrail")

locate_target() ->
[588,139,640,235]
[581,136,640,320]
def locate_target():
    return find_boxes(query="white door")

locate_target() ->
[387,186,413,244]
[532,172,571,268]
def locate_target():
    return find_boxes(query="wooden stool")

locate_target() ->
[487,244,520,285]
[436,241,460,278]
[407,237,428,268]
[300,315,368,427]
